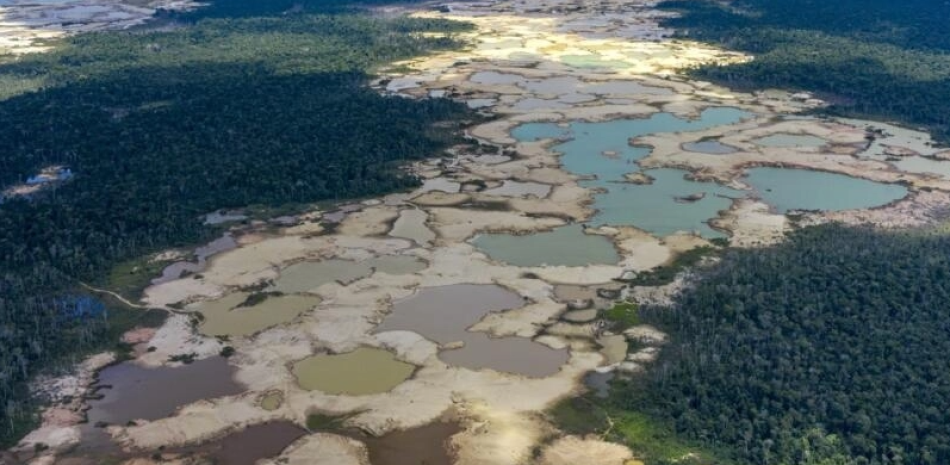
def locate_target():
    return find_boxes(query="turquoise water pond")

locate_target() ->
[745,168,908,213]
[593,168,741,237]
[512,107,748,183]
[478,108,909,266]
[512,107,749,237]
[472,224,619,267]
[560,54,631,69]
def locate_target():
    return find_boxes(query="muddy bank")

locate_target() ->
[174,421,307,465]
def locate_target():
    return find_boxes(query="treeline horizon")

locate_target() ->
[659,0,950,144]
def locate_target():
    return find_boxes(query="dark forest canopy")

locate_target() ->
[621,224,950,465]
[658,0,950,143]
[0,5,474,445]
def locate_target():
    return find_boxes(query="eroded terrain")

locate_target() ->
[11,0,950,464]
[0,0,199,55]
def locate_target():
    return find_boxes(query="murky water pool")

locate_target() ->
[88,357,242,425]
[292,347,415,395]
[753,133,827,148]
[375,284,568,377]
[177,421,306,465]
[195,293,321,337]
[362,420,461,465]
[473,224,619,267]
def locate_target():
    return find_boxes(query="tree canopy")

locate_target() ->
[621,224,950,465]
[659,0,950,143]
[0,3,473,445]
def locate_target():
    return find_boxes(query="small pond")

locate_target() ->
[375,284,568,377]
[745,167,908,213]
[472,224,619,267]
[293,347,414,395]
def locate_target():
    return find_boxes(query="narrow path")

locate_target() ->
[79,282,150,309]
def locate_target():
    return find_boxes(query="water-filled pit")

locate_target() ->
[375,284,569,377]
[745,167,908,213]
[292,347,415,395]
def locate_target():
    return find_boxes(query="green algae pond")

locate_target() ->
[273,256,427,294]
[292,347,415,395]
[195,293,320,337]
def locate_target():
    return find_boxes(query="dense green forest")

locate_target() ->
[658,0,950,143]
[0,3,473,445]
[618,224,950,465]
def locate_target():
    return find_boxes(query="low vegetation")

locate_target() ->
[629,245,718,287]
[602,301,640,330]
[237,292,283,309]
[306,413,349,432]
[550,397,728,465]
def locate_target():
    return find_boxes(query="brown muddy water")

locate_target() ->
[375,284,525,345]
[362,420,461,465]
[440,333,569,377]
[58,357,243,461]
[88,356,242,425]
[175,421,307,465]
[292,347,415,395]
[375,284,568,377]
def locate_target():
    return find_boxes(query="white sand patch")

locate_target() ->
[540,436,634,465]
[429,208,564,243]
[260,433,369,465]
[136,315,224,367]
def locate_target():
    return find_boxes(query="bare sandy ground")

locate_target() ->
[1,0,200,55]
[14,0,950,462]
